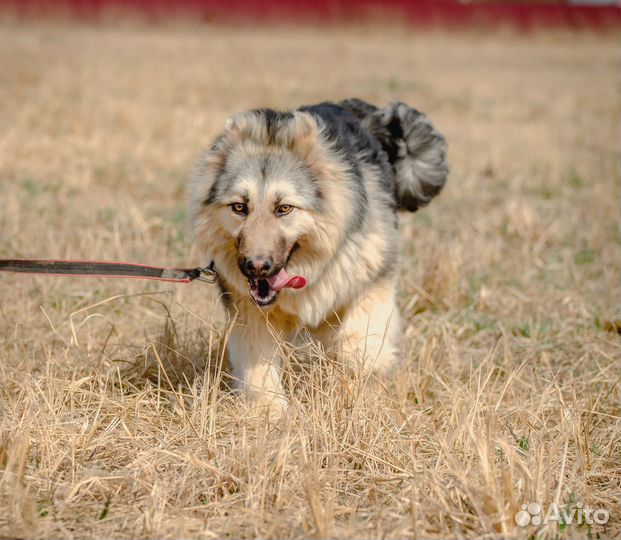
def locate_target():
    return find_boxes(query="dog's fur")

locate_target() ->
[190,99,448,407]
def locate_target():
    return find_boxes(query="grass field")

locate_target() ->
[0,20,619,539]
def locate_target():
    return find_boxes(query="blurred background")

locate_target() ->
[3,0,621,25]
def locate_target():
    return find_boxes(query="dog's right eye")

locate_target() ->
[230,203,248,215]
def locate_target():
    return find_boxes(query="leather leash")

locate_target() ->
[0,259,217,284]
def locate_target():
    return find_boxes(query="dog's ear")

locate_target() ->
[193,111,267,197]
[275,112,319,159]
[223,111,268,144]
[188,134,228,217]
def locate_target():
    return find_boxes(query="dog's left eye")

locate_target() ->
[275,204,293,216]
[231,203,248,215]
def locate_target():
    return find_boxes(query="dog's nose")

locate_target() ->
[243,257,273,277]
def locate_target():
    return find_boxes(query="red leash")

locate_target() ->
[0,259,217,284]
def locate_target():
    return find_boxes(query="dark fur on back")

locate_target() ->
[301,98,449,212]
[300,102,396,198]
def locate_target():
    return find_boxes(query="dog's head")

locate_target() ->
[190,110,351,307]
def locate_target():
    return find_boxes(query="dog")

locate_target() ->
[189,99,448,408]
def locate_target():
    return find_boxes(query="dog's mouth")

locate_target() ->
[248,268,307,307]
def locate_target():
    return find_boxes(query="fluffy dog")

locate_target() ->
[190,99,448,408]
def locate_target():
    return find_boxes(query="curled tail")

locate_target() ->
[341,99,449,212]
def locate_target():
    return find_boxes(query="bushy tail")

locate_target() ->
[341,99,449,212]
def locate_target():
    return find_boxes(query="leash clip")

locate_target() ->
[195,261,218,284]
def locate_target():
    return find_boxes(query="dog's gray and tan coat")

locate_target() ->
[190,99,448,407]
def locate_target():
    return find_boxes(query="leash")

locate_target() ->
[0,259,217,284]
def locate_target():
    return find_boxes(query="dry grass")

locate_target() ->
[0,19,619,539]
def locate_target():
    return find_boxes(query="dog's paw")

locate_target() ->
[237,389,289,421]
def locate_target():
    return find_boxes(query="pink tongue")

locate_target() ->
[266,268,307,291]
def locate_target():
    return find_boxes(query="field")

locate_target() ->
[0,19,619,539]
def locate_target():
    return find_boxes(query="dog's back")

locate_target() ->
[300,99,449,212]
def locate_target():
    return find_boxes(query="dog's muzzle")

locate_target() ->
[237,257,307,307]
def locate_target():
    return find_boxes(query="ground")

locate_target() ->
[0,19,619,539]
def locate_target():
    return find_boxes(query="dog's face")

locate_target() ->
[208,144,319,305]
[191,110,356,308]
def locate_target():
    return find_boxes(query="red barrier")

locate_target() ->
[3,0,620,29]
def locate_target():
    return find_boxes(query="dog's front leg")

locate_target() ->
[336,275,403,375]
[227,308,289,410]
